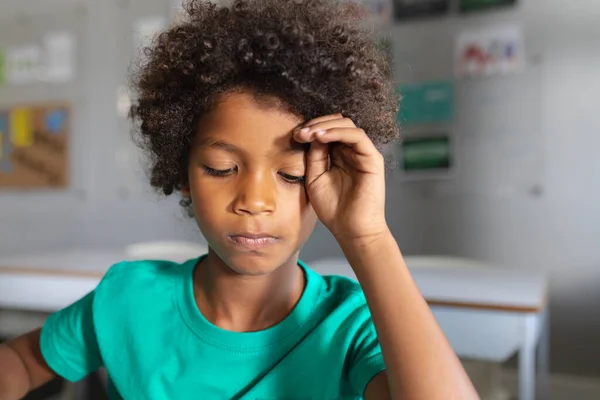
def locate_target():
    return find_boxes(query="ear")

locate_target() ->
[181,184,191,197]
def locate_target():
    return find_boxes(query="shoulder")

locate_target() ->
[306,263,363,300]
[94,258,195,306]
[305,266,371,324]
[100,258,184,284]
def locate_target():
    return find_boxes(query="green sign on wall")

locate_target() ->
[460,0,516,12]
[401,135,452,171]
[397,81,454,126]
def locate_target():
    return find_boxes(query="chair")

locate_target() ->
[125,241,208,263]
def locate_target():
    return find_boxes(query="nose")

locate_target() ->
[232,169,276,216]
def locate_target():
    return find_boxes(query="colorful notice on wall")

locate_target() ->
[398,81,454,125]
[0,103,70,189]
[392,0,449,21]
[455,25,525,78]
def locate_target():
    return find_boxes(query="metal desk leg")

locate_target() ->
[536,308,550,399]
[519,314,537,400]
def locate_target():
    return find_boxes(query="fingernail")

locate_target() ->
[300,127,310,133]
[315,129,326,136]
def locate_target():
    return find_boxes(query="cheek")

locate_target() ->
[296,192,318,238]
[188,179,226,230]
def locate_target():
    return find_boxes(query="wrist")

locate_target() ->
[337,228,403,280]
[335,226,393,253]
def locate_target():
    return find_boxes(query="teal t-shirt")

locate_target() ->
[40,258,385,399]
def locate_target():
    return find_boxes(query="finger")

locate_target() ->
[293,114,344,141]
[294,117,356,142]
[302,113,344,127]
[313,128,379,158]
[305,140,329,186]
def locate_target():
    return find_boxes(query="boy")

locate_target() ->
[0,0,478,399]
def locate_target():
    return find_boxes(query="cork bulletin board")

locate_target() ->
[0,103,70,188]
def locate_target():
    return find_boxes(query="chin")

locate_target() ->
[212,245,298,277]
[225,253,285,276]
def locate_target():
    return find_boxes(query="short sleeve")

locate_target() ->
[348,304,386,397]
[40,290,103,382]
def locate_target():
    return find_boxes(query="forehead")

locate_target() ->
[195,91,305,154]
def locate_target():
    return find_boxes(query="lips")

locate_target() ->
[228,233,280,250]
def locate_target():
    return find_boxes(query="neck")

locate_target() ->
[193,249,305,332]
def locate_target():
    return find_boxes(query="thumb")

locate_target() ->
[306,140,329,186]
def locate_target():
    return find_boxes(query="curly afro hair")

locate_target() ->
[130,0,400,211]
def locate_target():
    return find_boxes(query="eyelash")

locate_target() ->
[279,173,305,184]
[203,166,235,177]
[202,166,305,184]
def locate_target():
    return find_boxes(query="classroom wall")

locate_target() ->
[0,0,202,255]
[0,0,599,378]
[0,0,428,257]
[383,0,600,377]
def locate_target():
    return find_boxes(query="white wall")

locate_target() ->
[387,0,600,376]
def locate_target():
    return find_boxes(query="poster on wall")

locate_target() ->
[399,134,452,174]
[43,32,76,83]
[392,0,449,21]
[2,34,76,86]
[460,0,516,13]
[454,25,525,78]
[397,81,454,125]
[5,45,42,85]
[0,103,70,189]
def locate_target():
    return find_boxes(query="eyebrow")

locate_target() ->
[198,139,240,154]
[197,138,308,154]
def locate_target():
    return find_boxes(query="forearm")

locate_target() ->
[0,343,31,400]
[339,231,479,400]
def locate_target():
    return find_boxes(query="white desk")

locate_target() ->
[0,251,549,400]
[0,250,126,313]
[310,261,549,400]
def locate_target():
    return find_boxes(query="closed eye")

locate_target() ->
[203,166,236,177]
[279,172,305,184]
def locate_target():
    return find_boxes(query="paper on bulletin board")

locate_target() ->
[10,108,34,147]
[43,32,76,83]
[0,103,70,189]
[455,25,525,78]
[398,81,454,125]
[6,45,42,85]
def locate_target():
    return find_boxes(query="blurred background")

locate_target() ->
[0,0,599,399]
